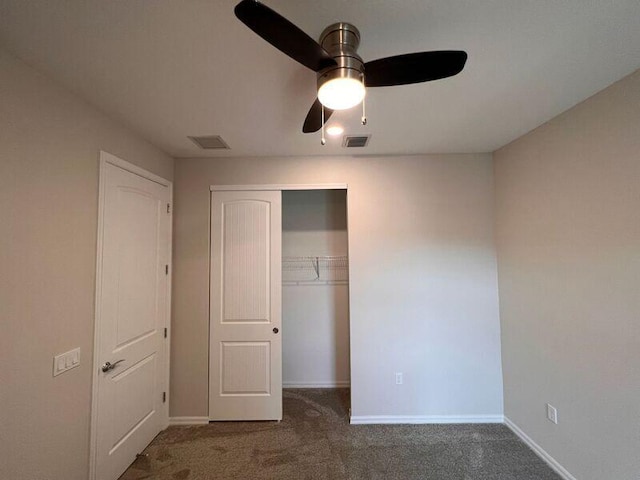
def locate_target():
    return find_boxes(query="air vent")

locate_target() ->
[342,135,370,148]
[188,135,230,150]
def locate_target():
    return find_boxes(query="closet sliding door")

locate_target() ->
[209,190,282,420]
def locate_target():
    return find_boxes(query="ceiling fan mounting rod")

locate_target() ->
[317,22,365,90]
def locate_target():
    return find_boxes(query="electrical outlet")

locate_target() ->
[395,372,403,385]
[546,403,558,424]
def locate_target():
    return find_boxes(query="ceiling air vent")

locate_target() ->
[342,135,370,148]
[188,135,230,150]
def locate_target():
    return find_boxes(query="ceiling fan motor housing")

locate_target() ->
[317,23,365,90]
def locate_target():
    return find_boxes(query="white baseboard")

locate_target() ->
[350,414,504,425]
[169,416,209,425]
[283,381,350,388]
[504,417,577,480]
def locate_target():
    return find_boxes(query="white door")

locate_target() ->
[209,190,282,420]
[93,155,171,480]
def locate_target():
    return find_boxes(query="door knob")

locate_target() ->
[101,359,125,372]
[272,327,279,334]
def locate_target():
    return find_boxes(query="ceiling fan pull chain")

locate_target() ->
[321,105,326,145]
[361,94,367,126]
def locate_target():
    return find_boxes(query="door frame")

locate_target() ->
[208,183,350,419]
[89,151,173,480]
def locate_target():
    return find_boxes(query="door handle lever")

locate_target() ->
[101,359,125,373]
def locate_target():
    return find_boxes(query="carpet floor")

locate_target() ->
[120,389,561,480]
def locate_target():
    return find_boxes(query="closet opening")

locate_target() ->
[208,184,350,422]
[281,189,351,416]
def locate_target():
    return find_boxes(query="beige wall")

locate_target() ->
[171,154,504,420]
[0,49,173,479]
[495,69,640,479]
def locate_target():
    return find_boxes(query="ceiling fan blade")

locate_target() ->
[302,98,334,133]
[364,51,467,87]
[234,0,336,72]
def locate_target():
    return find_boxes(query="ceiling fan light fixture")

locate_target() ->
[234,1,468,134]
[318,77,365,110]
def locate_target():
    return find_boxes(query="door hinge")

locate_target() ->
[167,203,171,214]
[164,327,168,338]
[162,392,166,403]
[165,264,169,275]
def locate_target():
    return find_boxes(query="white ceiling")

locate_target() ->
[1,1,639,158]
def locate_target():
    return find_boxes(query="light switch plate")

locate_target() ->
[53,347,81,377]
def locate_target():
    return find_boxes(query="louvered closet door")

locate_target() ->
[209,190,282,420]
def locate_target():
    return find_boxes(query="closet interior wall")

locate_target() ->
[282,190,350,388]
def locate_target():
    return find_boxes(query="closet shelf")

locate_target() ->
[282,275,348,285]
[282,255,349,285]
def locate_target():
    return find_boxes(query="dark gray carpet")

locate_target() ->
[120,389,561,480]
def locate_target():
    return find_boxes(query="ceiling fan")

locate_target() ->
[234,0,467,138]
